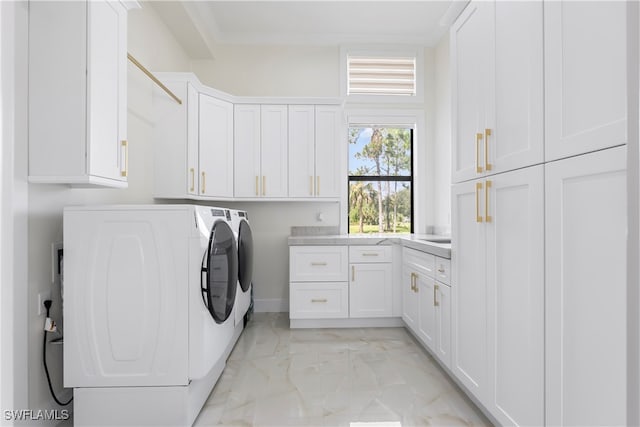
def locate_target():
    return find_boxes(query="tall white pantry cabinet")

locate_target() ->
[451,1,627,425]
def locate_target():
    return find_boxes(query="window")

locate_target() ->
[348,126,413,234]
[340,47,424,103]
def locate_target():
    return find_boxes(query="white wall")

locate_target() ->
[8,3,193,421]
[433,34,452,234]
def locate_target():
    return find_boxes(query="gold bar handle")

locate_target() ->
[201,172,206,194]
[352,266,355,282]
[362,253,379,257]
[411,272,416,292]
[485,180,492,223]
[310,262,327,266]
[189,168,195,192]
[476,182,483,223]
[484,128,492,171]
[311,298,327,303]
[310,176,313,196]
[475,133,483,174]
[120,140,128,177]
[434,283,439,307]
[410,272,414,292]
[262,176,266,196]
[414,273,419,293]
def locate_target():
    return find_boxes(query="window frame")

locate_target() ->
[340,46,425,104]
[347,128,414,234]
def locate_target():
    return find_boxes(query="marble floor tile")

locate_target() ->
[194,313,490,427]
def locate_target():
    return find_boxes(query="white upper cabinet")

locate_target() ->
[235,105,288,198]
[451,0,543,183]
[314,106,343,198]
[198,95,234,198]
[544,1,627,161]
[29,0,128,187]
[288,105,343,198]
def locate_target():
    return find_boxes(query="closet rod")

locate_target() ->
[127,53,182,105]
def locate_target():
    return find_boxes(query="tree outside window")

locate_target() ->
[348,127,413,234]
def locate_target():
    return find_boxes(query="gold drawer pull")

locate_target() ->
[475,133,483,174]
[311,298,327,303]
[434,283,439,307]
[362,253,379,257]
[476,182,483,223]
[484,128,492,171]
[310,262,327,266]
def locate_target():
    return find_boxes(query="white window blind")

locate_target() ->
[347,55,416,96]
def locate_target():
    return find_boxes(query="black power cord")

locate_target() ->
[43,300,73,406]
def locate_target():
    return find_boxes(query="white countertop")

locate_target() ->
[287,233,451,259]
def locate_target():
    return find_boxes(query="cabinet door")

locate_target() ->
[451,0,493,183]
[199,94,233,197]
[545,1,627,161]
[451,179,487,402]
[435,283,452,369]
[315,106,343,197]
[417,273,437,352]
[234,105,261,197]
[349,263,392,318]
[402,269,418,333]
[485,166,544,426]
[491,1,543,174]
[545,146,627,426]
[87,0,127,182]
[186,84,198,195]
[261,105,288,197]
[288,105,315,197]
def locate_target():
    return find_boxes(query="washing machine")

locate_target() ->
[230,209,254,326]
[63,205,238,426]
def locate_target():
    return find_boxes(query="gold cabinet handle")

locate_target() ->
[310,176,313,196]
[262,176,266,196]
[255,176,259,196]
[485,180,492,223]
[311,298,327,303]
[484,128,492,171]
[410,272,415,292]
[362,253,379,257]
[476,182,483,223]
[120,140,128,177]
[189,168,195,192]
[352,265,355,282]
[310,262,327,266]
[475,133,483,174]
[434,283,439,307]
[415,273,419,293]
[317,176,320,195]
[201,172,206,194]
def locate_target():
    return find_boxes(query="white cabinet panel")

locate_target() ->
[545,1,627,161]
[234,105,262,197]
[288,105,316,197]
[451,180,488,402]
[199,94,234,198]
[435,283,452,369]
[261,105,289,197]
[417,274,437,351]
[290,282,349,319]
[402,270,419,333]
[289,246,348,282]
[349,263,393,318]
[486,166,544,426]
[314,106,343,198]
[545,146,627,426]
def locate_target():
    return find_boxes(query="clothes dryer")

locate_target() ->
[63,205,237,426]
[230,209,253,326]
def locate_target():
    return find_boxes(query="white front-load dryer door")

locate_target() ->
[63,207,191,388]
[234,217,253,325]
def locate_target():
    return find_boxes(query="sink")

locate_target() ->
[419,237,451,244]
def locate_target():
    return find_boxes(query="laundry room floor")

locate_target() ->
[193,313,490,426]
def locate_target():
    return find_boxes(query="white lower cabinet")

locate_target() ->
[289,282,348,319]
[452,165,544,425]
[402,248,452,369]
[545,146,627,426]
[349,246,393,318]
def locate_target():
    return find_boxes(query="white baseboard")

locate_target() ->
[253,298,288,313]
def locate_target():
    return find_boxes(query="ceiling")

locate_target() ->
[149,1,468,59]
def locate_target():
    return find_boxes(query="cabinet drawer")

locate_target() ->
[349,245,392,263]
[290,246,348,282]
[402,247,436,277]
[435,257,451,285]
[289,282,348,319]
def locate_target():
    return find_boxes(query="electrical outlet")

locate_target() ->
[51,242,63,285]
[38,291,51,316]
